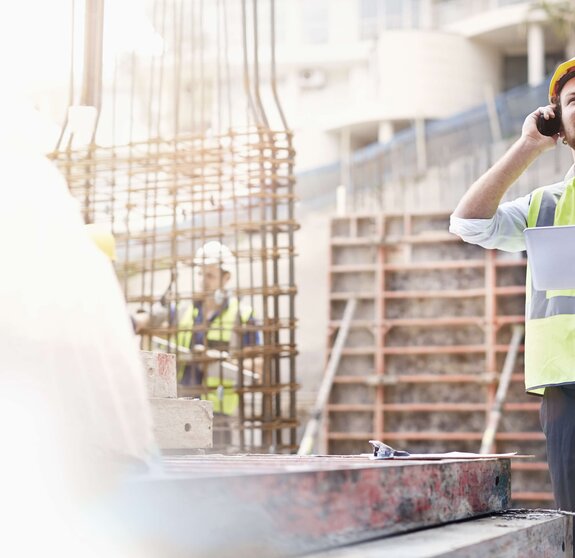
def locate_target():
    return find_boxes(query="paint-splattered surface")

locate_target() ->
[114,454,511,557]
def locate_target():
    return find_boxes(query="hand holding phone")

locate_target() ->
[537,106,562,137]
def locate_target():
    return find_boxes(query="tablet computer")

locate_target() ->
[524,225,575,290]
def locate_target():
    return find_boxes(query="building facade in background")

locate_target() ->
[271,0,569,171]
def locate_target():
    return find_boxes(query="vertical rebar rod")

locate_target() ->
[170,0,184,359]
[55,0,77,151]
[252,0,274,449]
[269,0,288,131]
[268,0,283,449]
[241,0,262,126]
[141,0,159,317]
[80,0,104,110]
[122,47,137,298]
[241,0,258,450]
[223,0,233,131]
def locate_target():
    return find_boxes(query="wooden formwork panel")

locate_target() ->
[107,455,510,557]
[325,213,551,507]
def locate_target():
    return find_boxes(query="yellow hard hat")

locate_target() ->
[549,57,575,102]
[85,224,117,262]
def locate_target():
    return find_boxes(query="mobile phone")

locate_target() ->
[537,106,562,136]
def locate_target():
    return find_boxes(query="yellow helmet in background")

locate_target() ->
[549,57,575,102]
[85,224,116,262]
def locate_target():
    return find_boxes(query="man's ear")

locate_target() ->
[222,270,231,285]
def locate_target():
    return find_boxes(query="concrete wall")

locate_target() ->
[375,30,501,120]
[276,28,501,170]
[294,208,332,412]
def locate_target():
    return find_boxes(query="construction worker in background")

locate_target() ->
[450,57,575,520]
[177,242,260,441]
[137,241,260,443]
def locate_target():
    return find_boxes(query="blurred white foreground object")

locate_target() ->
[0,145,157,557]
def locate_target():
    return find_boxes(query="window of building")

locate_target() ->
[498,0,526,5]
[253,0,287,47]
[302,0,329,44]
[383,0,403,29]
[434,0,466,28]
[503,53,565,92]
[359,0,421,40]
[274,0,287,45]
[359,0,379,40]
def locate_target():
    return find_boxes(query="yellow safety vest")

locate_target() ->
[525,177,575,394]
[176,298,254,414]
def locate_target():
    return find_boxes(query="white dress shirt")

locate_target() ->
[449,165,575,252]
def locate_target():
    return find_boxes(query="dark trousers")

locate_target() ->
[540,385,575,551]
[540,385,575,513]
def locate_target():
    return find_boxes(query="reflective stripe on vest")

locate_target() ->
[525,179,575,394]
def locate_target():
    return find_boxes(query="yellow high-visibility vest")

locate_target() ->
[176,298,254,414]
[525,177,575,394]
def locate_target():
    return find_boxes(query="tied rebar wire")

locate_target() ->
[49,0,298,453]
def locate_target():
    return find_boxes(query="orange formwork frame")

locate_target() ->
[323,212,551,507]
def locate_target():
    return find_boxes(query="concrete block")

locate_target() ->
[150,398,213,449]
[141,350,177,399]
[307,510,573,558]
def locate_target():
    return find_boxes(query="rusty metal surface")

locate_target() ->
[107,455,511,557]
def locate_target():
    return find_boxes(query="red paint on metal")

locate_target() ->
[160,455,510,541]
[157,352,174,377]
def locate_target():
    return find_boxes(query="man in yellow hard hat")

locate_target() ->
[450,57,575,519]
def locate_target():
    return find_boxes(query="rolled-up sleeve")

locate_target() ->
[449,194,530,253]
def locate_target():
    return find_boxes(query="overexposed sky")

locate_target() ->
[0,0,164,151]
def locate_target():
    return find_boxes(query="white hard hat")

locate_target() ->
[194,241,234,272]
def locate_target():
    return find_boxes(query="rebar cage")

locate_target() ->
[49,0,298,452]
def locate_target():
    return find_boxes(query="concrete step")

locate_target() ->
[307,510,573,558]
[141,350,177,399]
[149,397,213,449]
